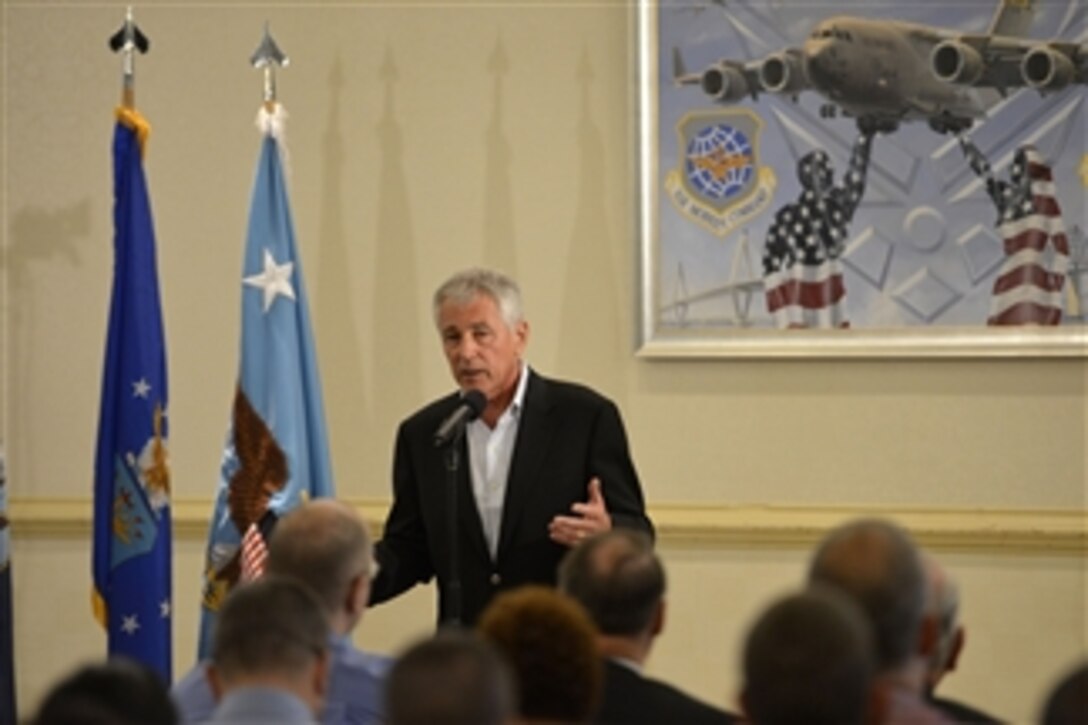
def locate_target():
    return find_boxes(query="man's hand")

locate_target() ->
[548,477,612,548]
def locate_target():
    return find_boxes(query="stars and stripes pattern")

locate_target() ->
[762,135,871,329]
[987,146,1069,326]
[239,523,268,583]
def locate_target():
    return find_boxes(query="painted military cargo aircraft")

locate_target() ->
[673,0,1087,133]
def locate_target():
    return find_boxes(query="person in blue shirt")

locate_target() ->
[202,576,330,725]
[173,499,391,724]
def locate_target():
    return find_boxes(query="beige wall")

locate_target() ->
[2,1,1085,722]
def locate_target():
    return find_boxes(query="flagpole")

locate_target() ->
[197,21,316,659]
[96,6,171,680]
[108,6,149,110]
[251,22,289,115]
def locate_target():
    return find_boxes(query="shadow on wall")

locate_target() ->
[6,200,91,486]
[556,47,626,407]
[371,47,424,441]
[313,53,370,495]
[482,35,518,278]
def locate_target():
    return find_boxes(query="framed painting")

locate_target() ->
[637,0,1087,357]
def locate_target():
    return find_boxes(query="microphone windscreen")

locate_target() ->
[463,389,487,419]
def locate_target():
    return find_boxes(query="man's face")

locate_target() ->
[438,293,528,404]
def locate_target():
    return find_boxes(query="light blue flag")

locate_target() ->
[198,110,334,658]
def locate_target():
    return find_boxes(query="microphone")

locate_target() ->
[433,389,487,447]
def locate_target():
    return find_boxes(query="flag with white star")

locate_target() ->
[92,106,172,680]
[197,104,335,657]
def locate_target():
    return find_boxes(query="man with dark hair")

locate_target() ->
[558,529,737,724]
[741,588,876,725]
[205,576,331,723]
[478,585,602,724]
[922,554,1002,723]
[371,268,653,627]
[386,631,516,725]
[808,518,949,724]
[34,658,178,725]
[173,499,390,724]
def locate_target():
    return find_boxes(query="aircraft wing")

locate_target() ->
[931,34,1087,95]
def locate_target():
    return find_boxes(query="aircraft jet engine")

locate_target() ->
[700,62,751,102]
[1022,47,1076,90]
[759,50,808,94]
[930,41,985,86]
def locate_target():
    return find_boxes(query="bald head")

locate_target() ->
[267,500,373,622]
[808,518,926,671]
[558,529,663,637]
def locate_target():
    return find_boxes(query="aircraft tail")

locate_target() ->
[987,0,1034,37]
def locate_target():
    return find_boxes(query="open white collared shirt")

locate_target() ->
[466,361,529,561]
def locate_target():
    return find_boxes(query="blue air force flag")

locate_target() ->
[92,107,172,680]
[197,105,335,657]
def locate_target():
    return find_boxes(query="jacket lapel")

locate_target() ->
[496,371,556,559]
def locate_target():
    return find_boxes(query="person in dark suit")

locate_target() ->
[922,554,1004,723]
[386,630,516,725]
[809,518,950,725]
[370,268,653,626]
[741,587,876,725]
[558,529,738,724]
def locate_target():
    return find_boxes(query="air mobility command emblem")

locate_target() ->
[666,109,775,237]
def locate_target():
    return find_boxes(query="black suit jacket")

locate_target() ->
[370,371,653,625]
[929,695,1003,724]
[596,659,739,725]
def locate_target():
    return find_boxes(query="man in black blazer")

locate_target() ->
[369,268,652,626]
[559,529,738,725]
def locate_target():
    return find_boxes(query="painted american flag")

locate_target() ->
[987,146,1070,326]
[762,131,873,328]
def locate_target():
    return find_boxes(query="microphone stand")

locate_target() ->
[441,427,466,628]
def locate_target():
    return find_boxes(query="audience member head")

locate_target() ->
[33,657,177,725]
[1041,660,1088,725]
[386,630,517,725]
[266,498,374,635]
[922,553,965,693]
[208,575,331,715]
[558,529,664,644]
[742,587,876,725]
[808,517,930,673]
[478,585,602,724]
